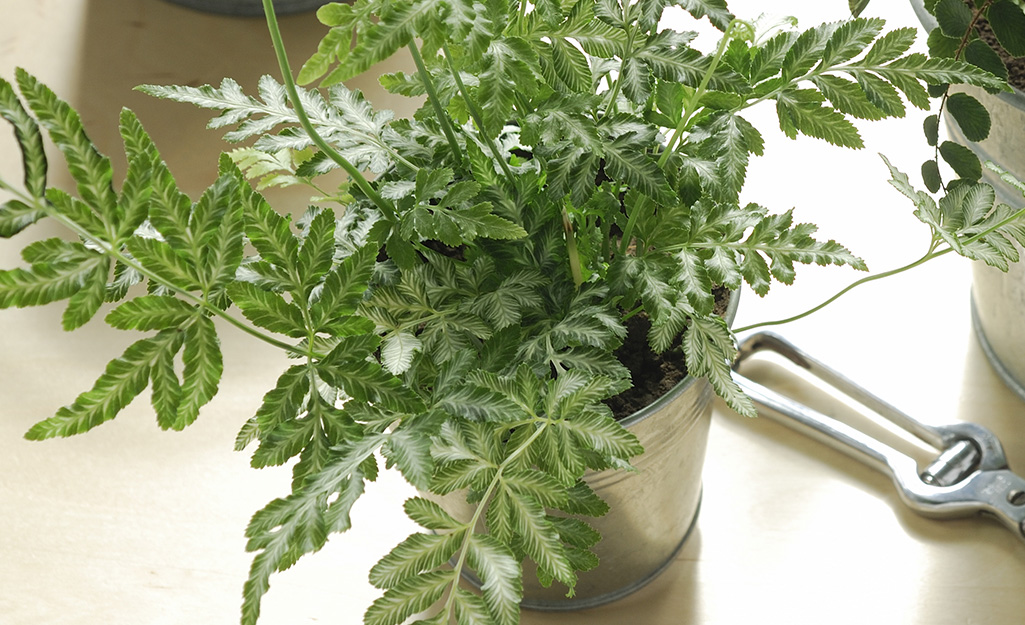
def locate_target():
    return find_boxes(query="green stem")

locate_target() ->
[562,205,584,289]
[733,245,945,334]
[406,42,463,164]
[618,194,650,256]
[441,44,518,187]
[658,19,741,166]
[261,0,397,222]
[442,420,550,620]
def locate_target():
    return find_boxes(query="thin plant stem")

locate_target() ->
[733,247,945,333]
[406,42,463,164]
[262,0,397,222]
[441,44,518,186]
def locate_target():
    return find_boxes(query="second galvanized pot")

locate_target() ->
[910,0,1025,401]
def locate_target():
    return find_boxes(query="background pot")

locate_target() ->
[159,0,331,16]
[432,292,740,610]
[911,0,1025,401]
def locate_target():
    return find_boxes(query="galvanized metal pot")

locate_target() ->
[433,293,739,610]
[911,0,1025,401]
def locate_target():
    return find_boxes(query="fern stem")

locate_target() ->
[406,42,463,165]
[733,246,942,333]
[441,44,518,187]
[442,420,550,620]
[562,205,584,289]
[261,0,397,222]
[658,19,742,166]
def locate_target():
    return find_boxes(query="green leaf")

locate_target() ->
[880,54,1007,92]
[549,38,592,93]
[0,199,46,238]
[24,331,181,440]
[15,69,117,228]
[381,332,422,375]
[404,497,461,531]
[0,253,107,309]
[125,236,202,291]
[677,0,733,30]
[251,417,317,469]
[310,244,375,332]
[862,27,917,65]
[922,159,943,193]
[327,1,428,86]
[364,569,452,625]
[296,210,336,287]
[821,18,884,68]
[964,39,1009,83]
[989,0,1025,56]
[939,140,983,181]
[318,358,424,414]
[465,533,522,625]
[775,89,864,148]
[0,76,47,199]
[782,23,838,81]
[451,587,494,625]
[60,258,109,331]
[227,281,307,338]
[242,436,382,625]
[924,114,939,146]
[437,383,527,422]
[505,487,575,588]
[242,186,298,278]
[849,0,870,17]
[368,530,466,589]
[479,37,540,135]
[934,0,973,38]
[558,411,644,461]
[106,295,198,331]
[150,332,185,430]
[199,172,245,294]
[176,315,222,429]
[946,92,991,142]
[247,365,310,449]
[683,314,755,417]
[855,72,905,118]
[383,423,435,490]
[619,57,652,104]
[810,75,886,120]
[601,125,675,203]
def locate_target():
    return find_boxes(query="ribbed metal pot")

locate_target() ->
[910,0,1025,400]
[432,292,739,610]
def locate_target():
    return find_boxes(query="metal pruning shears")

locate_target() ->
[731,331,1025,544]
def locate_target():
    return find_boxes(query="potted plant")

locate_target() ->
[0,1,1016,623]
[883,0,1025,400]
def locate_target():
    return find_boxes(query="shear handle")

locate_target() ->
[732,331,1025,543]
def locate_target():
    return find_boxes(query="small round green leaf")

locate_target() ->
[927,28,960,59]
[923,114,940,146]
[939,140,983,180]
[935,0,974,38]
[946,92,992,142]
[922,159,943,193]
[989,0,1025,57]
[964,39,1008,82]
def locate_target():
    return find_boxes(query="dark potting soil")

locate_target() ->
[605,286,730,420]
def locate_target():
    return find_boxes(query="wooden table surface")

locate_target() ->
[2,1,1024,624]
